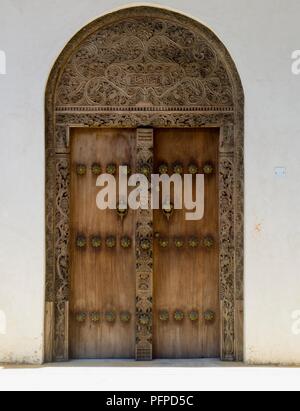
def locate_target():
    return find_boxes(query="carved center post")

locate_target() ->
[135,128,154,361]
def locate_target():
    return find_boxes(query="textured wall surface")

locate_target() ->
[0,0,300,364]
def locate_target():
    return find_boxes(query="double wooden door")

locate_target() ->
[70,127,220,359]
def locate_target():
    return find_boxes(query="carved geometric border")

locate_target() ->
[45,6,244,362]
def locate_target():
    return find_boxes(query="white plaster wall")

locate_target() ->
[0,0,300,365]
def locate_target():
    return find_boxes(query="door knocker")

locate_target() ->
[117,201,128,221]
[163,202,174,221]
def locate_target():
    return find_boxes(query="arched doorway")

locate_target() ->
[45,6,244,362]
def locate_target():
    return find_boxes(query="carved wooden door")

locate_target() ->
[153,128,220,359]
[70,128,136,359]
[69,127,220,360]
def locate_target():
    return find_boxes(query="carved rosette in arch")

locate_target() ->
[45,6,244,362]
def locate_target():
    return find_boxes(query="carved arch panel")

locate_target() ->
[45,6,244,362]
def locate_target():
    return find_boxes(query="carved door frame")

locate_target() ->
[45,6,244,362]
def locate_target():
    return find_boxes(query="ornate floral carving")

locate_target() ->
[135,129,153,360]
[219,155,235,359]
[45,6,244,362]
[54,155,70,360]
[56,17,233,109]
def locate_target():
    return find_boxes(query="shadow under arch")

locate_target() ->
[45,5,244,363]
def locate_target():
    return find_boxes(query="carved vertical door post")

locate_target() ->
[135,128,154,361]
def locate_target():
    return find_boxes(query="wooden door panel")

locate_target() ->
[153,128,220,359]
[70,128,136,359]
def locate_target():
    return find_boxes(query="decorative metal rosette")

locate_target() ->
[188,236,199,248]
[90,312,101,323]
[120,236,132,249]
[174,310,185,322]
[203,163,214,175]
[159,163,169,175]
[174,238,185,249]
[91,236,102,249]
[91,163,102,176]
[106,164,117,175]
[75,312,87,323]
[105,311,117,323]
[76,235,87,249]
[76,164,87,176]
[189,310,199,322]
[106,236,117,248]
[120,311,132,323]
[159,310,169,322]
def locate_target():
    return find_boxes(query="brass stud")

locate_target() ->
[105,311,116,323]
[159,310,169,322]
[120,311,131,323]
[203,236,214,249]
[188,237,199,248]
[106,236,116,248]
[188,164,199,175]
[159,163,169,175]
[139,163,151,177]
[75,312,87,323]
[106,164,117,175]
[204,310,215,322]
[174,310,185,322]
[173,162,184,175]
[120,236,132,249]
[91,236,102,249]
[203,163,214,175]
[140,238,151,251]
[159,238,169,248]
[90,312,101,323]
[91,163,102,176]
[76,164,87,176]
[76,235,87,249]
[189,310,199,322]
[174,238,185,248]
[139,314,150,326]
